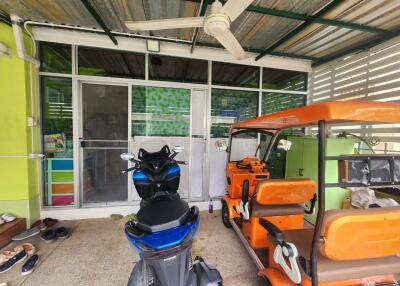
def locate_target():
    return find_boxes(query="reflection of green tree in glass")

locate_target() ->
[211,89,258,138]
[131,86,190,137]
[40,43,71,73]
[262,93,305,115]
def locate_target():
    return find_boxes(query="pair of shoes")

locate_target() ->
[0,213,16,224]
[0,251,27,274]
[21,255,39,276]
[11,223,46,241]
[40,227,69,243]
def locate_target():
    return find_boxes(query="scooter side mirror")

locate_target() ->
[173,146,184,153]
[120,153,135,161]
[215,139,228,152]
[277,139,292,151]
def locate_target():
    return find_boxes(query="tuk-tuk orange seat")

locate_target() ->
[274,207,400,283]
[242,179,316,249]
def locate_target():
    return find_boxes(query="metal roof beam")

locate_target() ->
[256,0,347,61]
[81,0,118,45]
[185,0,386,34]
[0,10,11,26]
[191,0,209,53]
[314,29,400,66]
[245,5,386,34]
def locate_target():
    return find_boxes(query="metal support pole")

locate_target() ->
[311,120,326,286]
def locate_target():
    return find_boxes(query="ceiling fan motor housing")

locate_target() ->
[204,14,231,36]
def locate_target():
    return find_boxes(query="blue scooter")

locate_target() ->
[121,145,222,286]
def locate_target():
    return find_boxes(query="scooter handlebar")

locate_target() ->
[122,167,136,174]
[175,160,187,165]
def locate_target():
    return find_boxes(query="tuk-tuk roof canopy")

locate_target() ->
[232,100,400,132]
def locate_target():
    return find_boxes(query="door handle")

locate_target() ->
[80,140,86,148]
[298,168,304,177]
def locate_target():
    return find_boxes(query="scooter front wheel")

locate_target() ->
[221,201,232,228]
[128,261,153,286]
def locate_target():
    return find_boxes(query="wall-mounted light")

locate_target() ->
[0,42,10,56]
[146,39,160,53]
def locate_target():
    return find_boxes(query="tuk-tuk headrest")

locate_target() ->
[321,207,400,261]
[254,179,316,205]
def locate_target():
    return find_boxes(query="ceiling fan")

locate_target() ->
[125,0,254,60]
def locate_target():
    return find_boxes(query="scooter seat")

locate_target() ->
[136,195,190,233]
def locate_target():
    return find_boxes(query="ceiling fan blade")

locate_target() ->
[220,0,253,22]
[213,30,248,60]
[125,17,204,31]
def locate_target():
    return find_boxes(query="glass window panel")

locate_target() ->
[149,55,208,84]
[41,76,74,206]
[132,86,191,137]
[262,92,306,115]
[131,85,191,199]
[212,62,259,88]
[211,89,258,138]
[40,42,72,74]
[262,68,307,91]
[81,84,128,140]
[78,47,145,79]
[209,89,258,198]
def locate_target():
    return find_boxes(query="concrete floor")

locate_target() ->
[0,211,263,286]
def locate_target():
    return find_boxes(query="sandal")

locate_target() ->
[0,251,16,264]
[13,243,36,256]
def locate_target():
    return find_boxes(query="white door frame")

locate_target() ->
[77,80,131,208]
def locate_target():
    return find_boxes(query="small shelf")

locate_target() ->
[47,158,74,206]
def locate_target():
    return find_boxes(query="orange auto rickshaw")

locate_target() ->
[217,100,400,286]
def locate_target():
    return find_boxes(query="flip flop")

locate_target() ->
[13,243,36,256]
[0,213,16,223]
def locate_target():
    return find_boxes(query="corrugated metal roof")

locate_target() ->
[0,0,399,63]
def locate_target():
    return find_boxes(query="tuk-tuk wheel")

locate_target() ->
[221,201,232,228]
[258,275,272,286]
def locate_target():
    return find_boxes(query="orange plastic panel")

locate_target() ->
[255,179,316,205]
[227,162,270,199]
[232,100,400,131]
[301,275,397,286]
[223,195,241,220]
[259,268,295,286]
[242,215,304,249]
[52,184,74,194]
[322,210,400,261]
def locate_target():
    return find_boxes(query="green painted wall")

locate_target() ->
[286,137,356,224]
[0,22,40,226]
